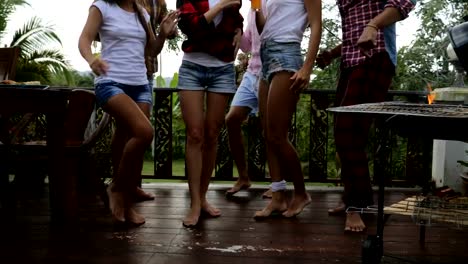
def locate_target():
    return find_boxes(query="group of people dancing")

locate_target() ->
[78,0,416,231]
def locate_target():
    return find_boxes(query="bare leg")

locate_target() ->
[262,188,273,199]
[254,78,290,218]
[104,94,153,223]
[225,106,252,196]
[200,92,230,216]
[263,72,310,218]
[258,80,273,200]
[179,91,205,227]
[111,103,154,202]
[134,102,155,201]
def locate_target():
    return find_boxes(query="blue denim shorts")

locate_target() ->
[95,80,153,107]
[230,71,259,114]
[260,40,303,83]
[177,60,236,94]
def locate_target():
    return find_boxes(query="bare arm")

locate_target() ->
[78,6,108,75]
[367,7,405,29]
[255,10,266,35]
[302,0,322,71]
[78,6,101,66]
[147,11,179,57]
[290,0,322,91]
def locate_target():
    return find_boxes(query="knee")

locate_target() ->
[137,125,154,145]
[225,112,243,130]
[265,132,286,149]
[186,127,204,146]
[204,125,222,147]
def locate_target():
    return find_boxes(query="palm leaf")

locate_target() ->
[22,49,72,84]
[10,17,62,57]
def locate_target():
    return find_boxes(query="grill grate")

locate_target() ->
[328,101,468,118]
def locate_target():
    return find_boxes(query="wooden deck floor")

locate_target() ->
[1,184,467,264]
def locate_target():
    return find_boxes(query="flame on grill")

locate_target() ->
[427,83,435,104]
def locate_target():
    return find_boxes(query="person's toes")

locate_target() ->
[226,182,251,196]
[135,187,155,202]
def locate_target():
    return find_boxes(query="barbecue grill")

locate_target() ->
[328,101,468,264]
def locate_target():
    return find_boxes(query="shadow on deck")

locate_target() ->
[0,184,467,264]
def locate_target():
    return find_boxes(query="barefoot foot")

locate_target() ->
[226,179,251,196]
[345,212,366,232]
[262,188,272,199]
[201,201,221,217]
[328,201,346,215]
[126,206,146,226]
[134,187,155,202]
[107,185,125,222]
[254,192,288,219]
[282,193,311,218]
[183,206,201,228]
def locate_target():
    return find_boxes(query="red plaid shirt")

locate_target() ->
[338,0,416,68]
[177,0,244,62]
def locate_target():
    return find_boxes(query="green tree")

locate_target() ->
[394,0,468,90]
[7,17,72,85]
[50,70,94,88]
[0,0,28,41]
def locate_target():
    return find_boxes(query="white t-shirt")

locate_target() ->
[93,0,150,85]
[260,0,309,43]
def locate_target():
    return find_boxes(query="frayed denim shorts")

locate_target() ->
[177,60,236,94]
[260,40,303,83]
[95,80,152,107]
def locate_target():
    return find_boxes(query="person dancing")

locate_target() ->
[316,0,416,232]
[254,0,322,218]
[79,0,178,224]
[176,0,243,227]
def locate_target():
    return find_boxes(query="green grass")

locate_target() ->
[141,159,336,187]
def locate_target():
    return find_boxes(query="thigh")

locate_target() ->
[266,71,298,137]
[205,92,230,132]
[104,93,152,136]
[178,90,205,132]
[337,52,394,107]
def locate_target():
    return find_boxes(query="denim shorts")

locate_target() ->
[95,80,153,107]
[177,60,236,94]
[231,71,259,114]
[260,40,303,83]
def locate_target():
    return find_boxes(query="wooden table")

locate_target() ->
[0,87,76,223]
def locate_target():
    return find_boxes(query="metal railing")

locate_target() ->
[149,88,430,186]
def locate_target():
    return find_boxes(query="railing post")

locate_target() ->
[153,88,174,179]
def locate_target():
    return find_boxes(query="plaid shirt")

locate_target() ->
[338,0,416,68]
[177,0,244,62]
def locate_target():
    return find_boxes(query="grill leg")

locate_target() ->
[362,120,389,264]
